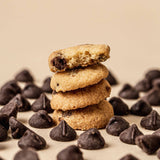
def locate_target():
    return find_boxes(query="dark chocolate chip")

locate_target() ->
[109,97,129,115]
[140,110,160,130]
[57,145,84,160]
[41,77,52,93]
[14,148,40,160]
[142,87,160,106]
[135,135,160,154]
[31,93,53,113]
[15,69,34,82]
[153,128,160,136]
[50,120,76,142]
[0,99,18,118]
[22,83,42,99]
[0,157,4,160]
[77,128,105,150]
[119,84,139,99]
[0,90,15,105]
[18,130,46,150]
[134,78,151,92]
[105,70,118,85]
[0,113,9,130]
[9,116,29,139]
[119,124,143,145]
[145,69,160,82]
[130,99,152,116]
[119,154,139,160]
[106,116,130,136]
[157,148,160,159]
[29,110,54,128]
[52,56,67,70]
[0,124,8,141]
[153,78,160,89]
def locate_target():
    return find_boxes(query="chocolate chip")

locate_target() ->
[0,113,9,130]
[153,78,160,89]
[52,56,67,70]
[106,116,130,136]
[109,97,129,115]
[145,69,160,82]
[15,69,34,82]
[134,78,151,92]
[9,116,29,139]
[31,93,53,113]
[0,90,15,105]
[77,128,105,150]
[105,70,118,85]
[0,157,4,160]
[50,120,76,142]
[157,148,160,159]
[119,154,139,160]
[119,84,139,99]
[153,128,160,136]
[29,110,54,128]
[0,99,18,118]
[57,145,84,160]
[41,77,52,93]
[140,110,160,130]
[18,130,46,150]
[22,83,42,99]
[130,100,152,116]
[0,124,8,141]
[119,124,143,145]
[135,135,160,154]
[14,148,40,160]
[142,87,160,106]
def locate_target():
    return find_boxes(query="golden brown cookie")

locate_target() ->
[48,44,110,72]
[51,79,111,111]
[50,63,108,92]
[52,100,114,130]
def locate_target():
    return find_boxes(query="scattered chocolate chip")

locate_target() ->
[134,78,151,92]
[130,99,152,116]
[119,154,139,160]
[31,93,53,113]
[14,148,40,160]
[77,128,105,150]
[142,87,160,106]
[105,70,118,85]
[157,148,160,159]
[145,69,160,82]
[0,113,9,130]
[0,157,4,160]
[29,110,54,128]
[119,84,139,99]
[106,116,130,136]
[52,56,67,70]
[57,145,84,160]
[135,135,160,154]
[41,77,52,93]
[0,99,18,118]
[119,124,143,145]
[18,130,46,150]
[50,120,76,142]
[22,83,42,99]
[0,124,8,141]
[140,110,160,130]
[109,97,129,115]
[153,128,160,136]
[9,116,28,139]
[0,90,15,105]
[153,78,160,89]
[15,69,34,82]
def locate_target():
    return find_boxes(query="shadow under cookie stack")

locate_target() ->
[48,44,114,130]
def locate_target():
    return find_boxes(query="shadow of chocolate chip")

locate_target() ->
[41,77,52,93]
[119,154,139,160]
[57,145,84,160]
[105,70,118,85]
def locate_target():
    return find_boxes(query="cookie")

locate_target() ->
[48,44,110,72]
[52,100,114,130]
[51,79,111,111]
[51,63,109,92]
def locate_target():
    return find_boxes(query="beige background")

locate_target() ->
[0,0,160,160]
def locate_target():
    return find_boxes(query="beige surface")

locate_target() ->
[0,0,160,160]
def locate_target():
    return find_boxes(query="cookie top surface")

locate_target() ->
[48,44,110,72]
[51,63,108,92]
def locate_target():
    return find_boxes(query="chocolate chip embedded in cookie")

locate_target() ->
[51,63,108,92]
[48,44,110,72]
[51,79,111,111]
[53,100,114,130]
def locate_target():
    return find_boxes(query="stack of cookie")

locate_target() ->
[48,44,114,130]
